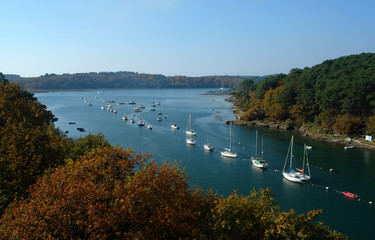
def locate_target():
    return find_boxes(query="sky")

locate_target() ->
[1,0,374,77]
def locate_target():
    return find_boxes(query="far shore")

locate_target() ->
[226,108,375,152]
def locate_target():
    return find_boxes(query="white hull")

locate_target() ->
[186,130,196,136]
[204,144,213,151]
[251,158,268,168]
[186,139,196,145]
[282,172,309,183]
[221,150,237,158]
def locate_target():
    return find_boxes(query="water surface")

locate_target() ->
[36,89,375,239]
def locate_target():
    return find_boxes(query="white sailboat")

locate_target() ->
[185,114,196,136]
[251,130,268,168]
[137,112,145,126]
[221,122,237,158]
[204,127,214,151]
[186,137,196,145]
[122,103,128,120]
[282,136,311,183]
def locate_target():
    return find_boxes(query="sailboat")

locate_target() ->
[204,127,214,151]
[221,122,237,158]
[122,104,128,121]
[137,112,145,126]
[186,137,196,145]
[185,114,196,136]
[251,130,267,168]
[282,136,311,183]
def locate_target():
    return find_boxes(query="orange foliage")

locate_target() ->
[261,85,287,121]
[0,146,207,239]
[332,115,363,135]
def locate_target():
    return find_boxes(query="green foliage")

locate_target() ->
[255,74,287,99]
[234,53,375,135]
[14,72,258,90]
[68,133,111,160]
[0,81,69,214]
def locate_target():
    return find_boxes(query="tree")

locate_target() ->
[366,115,375,135]
[0,146,208,239]
[0,82,68,214]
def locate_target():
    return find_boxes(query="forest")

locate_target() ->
[233,53,375,136]
[11,71,265,90]
[0,74,347,239]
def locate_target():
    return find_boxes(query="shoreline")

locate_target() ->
[226,109,375,151]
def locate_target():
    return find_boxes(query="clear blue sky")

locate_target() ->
[1,0,374,77]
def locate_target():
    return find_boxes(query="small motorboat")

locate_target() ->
[147,125,153,130]
[171,123,179,129]
[343,191,358,199]
[130,119,135,123]
[344,145,354,150]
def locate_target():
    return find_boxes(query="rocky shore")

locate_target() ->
[225,110,375,151]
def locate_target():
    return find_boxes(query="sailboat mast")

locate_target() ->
[261,136,264,159]
[303,144,306,172]
[290,136,294,170]
[255,130,258,159]
[229,122,232,150]
[206,126,209,143]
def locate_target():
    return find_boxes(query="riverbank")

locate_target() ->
[226,112,375,151]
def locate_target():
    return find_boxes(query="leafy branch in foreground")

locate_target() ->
[0,146,347,239]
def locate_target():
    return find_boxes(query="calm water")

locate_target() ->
[36,89,375,239]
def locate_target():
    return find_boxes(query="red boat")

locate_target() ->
[343,191,358,199]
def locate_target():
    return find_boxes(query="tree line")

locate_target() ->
[11,71,267,90]
[233,52,375,136]
[0,74,347,239]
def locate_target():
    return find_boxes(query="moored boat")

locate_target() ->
[343,191,358,199]
[282,136,311,183]
[221,122,237,158]
[251,130,268,169]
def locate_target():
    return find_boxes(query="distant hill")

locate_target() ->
[4,74,22,80]
[10,72,266,90]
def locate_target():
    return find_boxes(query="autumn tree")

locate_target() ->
[0,146,210,239]
[0,145,347,239]
[332,115,364,135]
[0,81,69,214]
[366,114,375,135]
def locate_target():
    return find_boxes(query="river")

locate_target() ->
[35,88,375,239]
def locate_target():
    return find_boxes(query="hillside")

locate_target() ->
[10,71,266,90]
[233,52,375,136]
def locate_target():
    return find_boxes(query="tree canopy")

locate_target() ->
[11,72,267,90]
[234,53,375,135]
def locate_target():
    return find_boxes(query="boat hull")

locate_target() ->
[221,151,237,158]
[251,158,268,169]
[204,144,213,151]
[186,130,196,136]
[186,139,196,145]
[282,172,308,183]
